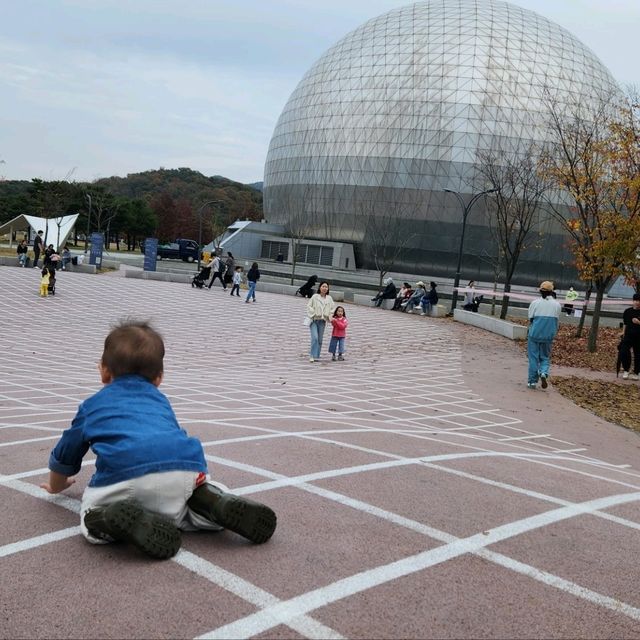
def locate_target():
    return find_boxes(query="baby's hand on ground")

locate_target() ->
[39,477,75,494]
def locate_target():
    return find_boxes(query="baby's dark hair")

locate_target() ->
[333,305,346,317]
[101,319,165,382]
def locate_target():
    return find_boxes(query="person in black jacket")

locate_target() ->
[371,278,397,307]
[420,282,439,316]
[32,230,44,268]
[297,275,318,298]
[245,262,260,303]
[620,293,640,380]
[17,239,28,266]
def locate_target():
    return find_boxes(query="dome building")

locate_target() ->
[263,0,621,283]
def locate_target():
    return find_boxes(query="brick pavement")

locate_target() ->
[1,266,639,639]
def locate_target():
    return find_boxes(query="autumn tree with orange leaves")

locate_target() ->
[539,90,640,352]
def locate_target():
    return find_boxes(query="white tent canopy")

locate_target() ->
[0,213,79,250]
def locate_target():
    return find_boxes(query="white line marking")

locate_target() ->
[0,435,61,448]
[499,434,552,442]
[0,527,80,558]
[176,551,343,640]
[200,492,640,639]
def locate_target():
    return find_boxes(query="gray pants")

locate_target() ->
[80,471,225,544]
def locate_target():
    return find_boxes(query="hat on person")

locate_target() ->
[539,281,554,292]
[416,281,425,287]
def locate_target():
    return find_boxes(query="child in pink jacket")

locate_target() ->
[329,306,348,361]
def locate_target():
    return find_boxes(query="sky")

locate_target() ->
[0,0,638,185]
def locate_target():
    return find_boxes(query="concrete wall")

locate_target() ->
[453,308,527,340]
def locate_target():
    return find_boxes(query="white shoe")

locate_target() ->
[623,371,629,379]
[309,357,315,362]
[420,312,427,316]
[630,373,639,380]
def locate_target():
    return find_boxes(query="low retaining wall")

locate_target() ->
[0,257,97,273]
[352,294,446,317]
[453,308,527,340]
[353,294,394,309]
[124,270,190,283]
[123,270,345,300]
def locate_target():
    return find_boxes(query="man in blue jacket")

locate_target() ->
[527,281,561,389]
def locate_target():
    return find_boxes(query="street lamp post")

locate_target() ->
[84,193,92,253]
[196,200,222,272]
[444,187,498,313]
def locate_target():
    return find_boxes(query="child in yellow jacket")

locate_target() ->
[40,267,50,297]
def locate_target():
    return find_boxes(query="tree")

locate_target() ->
[356,198,416,287]
[280,186,314,286]
[151,192,177,241]
[85,186,120,249]
[539,90,640,351]
[476,147,550,319]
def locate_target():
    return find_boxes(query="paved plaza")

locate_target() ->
[1,266,640,639]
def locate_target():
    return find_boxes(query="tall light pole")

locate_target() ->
[196,200,222,271]
[84,193,92,253]
[444,187,498,313]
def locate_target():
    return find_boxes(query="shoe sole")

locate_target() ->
[103,500,181,559]
[213,495,277,544]
[540,376,548,389]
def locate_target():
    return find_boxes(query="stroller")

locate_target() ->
[191,265,211,289]
[47,267,57,296]
[296,275,318,298]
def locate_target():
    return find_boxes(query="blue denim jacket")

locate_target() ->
[48,375,207,487]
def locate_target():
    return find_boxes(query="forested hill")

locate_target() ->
[0,168,263,224]
[95,168,262,214]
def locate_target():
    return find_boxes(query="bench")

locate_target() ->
[353,294,395,309]
[453,308,527,340]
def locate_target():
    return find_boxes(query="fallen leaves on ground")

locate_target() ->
[552,376,640,433]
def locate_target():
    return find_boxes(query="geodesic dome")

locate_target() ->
[263,0,621,283]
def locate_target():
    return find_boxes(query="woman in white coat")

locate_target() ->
[306,281,334,362]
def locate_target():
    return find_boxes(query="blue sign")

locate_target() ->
[143,238,158,272]
[89,233,104,266]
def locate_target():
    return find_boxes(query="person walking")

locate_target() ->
[230,266,243,297]
[527,281,561,389]
[306,281,334,362]
[619,293,640,380]
[328,306,348,361]
[207,255,227,289]
[245,262,260,302]
[223,252,235,287]
[32,230,44,268]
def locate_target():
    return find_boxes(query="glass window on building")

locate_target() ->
[298,244,334,266]
[261,240,289,260]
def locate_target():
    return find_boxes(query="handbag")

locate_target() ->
[303,316,311,327]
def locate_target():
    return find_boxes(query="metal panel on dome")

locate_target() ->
[264,0,622,284]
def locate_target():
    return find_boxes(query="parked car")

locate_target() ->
[140,239,199,262]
